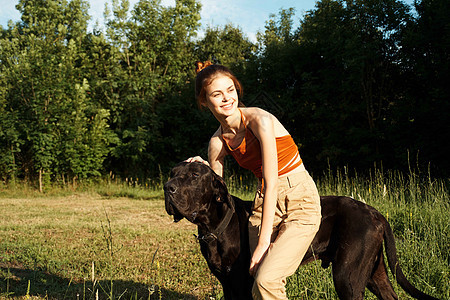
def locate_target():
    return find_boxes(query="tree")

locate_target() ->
[0,39,22,182]
[398,0,450,175]
[283,0,411,172]
[252,8,299,112]
[0,0,112,188]
[94,0,202,177]
[195,24,255,66]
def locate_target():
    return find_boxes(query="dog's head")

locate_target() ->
[164,162,230,223]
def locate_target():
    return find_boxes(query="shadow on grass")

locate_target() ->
[96,191,163,201]
[1,266,198,299]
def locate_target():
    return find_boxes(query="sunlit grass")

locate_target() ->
[0,192,220,299]
[0,168,448,299]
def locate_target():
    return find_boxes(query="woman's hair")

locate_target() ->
[194,61,244,109]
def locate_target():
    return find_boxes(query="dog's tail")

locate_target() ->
[383,217,439,300]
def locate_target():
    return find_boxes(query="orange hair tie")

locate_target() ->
[195,60,213,73]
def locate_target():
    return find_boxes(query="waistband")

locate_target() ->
[278,169,310,189]
[258,163,307,189]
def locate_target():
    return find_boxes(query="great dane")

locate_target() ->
[164,162,438,300]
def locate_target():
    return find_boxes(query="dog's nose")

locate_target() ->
[164,181,177,194]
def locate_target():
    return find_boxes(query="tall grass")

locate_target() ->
[0,167,448,299]
[225,166,448,299]
[284,167,448,300]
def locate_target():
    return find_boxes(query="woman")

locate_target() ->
[187,61,321,300]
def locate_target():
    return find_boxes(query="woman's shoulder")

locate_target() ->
[241,107,274,123]
[209,127,228,159]
[242,107,289,137]
[209,127,225,146]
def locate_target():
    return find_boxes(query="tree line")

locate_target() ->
[0,0,448,189]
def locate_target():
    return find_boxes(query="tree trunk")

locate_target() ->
[39,169,43,193]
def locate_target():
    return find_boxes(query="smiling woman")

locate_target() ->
[185,61,321,300]
[194,61,244,110]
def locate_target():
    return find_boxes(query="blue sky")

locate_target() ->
[0,0,414,42]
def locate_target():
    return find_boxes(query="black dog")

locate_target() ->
[164,162,438,300]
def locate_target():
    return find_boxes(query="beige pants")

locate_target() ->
[249,170,321,300]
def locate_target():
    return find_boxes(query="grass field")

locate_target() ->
[0,169,448,299]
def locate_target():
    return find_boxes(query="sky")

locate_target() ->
[0,0,415,42]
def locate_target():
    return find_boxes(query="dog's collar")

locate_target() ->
[195,201,235,243]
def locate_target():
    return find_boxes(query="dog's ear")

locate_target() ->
[212,173,229,203]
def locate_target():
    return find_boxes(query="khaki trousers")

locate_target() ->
[249,170,321,300]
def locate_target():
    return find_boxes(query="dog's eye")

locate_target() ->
[192,172,199,178]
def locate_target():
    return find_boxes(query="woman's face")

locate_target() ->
[204,75,239,117]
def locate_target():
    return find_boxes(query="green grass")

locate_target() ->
[0,192,220,299]
[0,169,448,299]
[284,168,449,299]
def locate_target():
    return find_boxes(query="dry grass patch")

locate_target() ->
[0,193,221,299]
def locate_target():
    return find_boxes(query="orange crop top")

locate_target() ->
[222,111,302,179]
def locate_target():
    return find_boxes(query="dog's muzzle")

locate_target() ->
[164,196,183,222]
[164,180,178,194]
[164,180,185,222]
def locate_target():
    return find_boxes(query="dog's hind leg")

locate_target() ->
[332,260,367,300]
[367,248,398,300]
[331,242,373,300]
[331,225,384,299]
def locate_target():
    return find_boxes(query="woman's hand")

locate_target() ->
[249,240,270,276]
[184,156,210,166]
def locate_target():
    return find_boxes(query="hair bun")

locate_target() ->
[195,60,213,73]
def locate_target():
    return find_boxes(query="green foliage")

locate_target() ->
[397,0,450,175]
[0,0,112,186]
[195,24,256,67]
[0,0,448,186]
[0,65,22,182]
[251,0,413,172]
[94,0,202,178]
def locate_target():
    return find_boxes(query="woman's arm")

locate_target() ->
[208,130,227,177]
[247,109,279,275]
[185,129,226,176]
